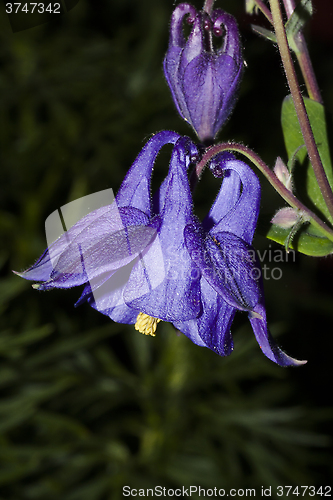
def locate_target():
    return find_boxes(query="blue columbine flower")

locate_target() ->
[16,139,305,366]
[174,152,306,367]
[164,3,243,143]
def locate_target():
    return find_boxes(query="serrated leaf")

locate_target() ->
[281,95,333,225]
[267,222,333,256]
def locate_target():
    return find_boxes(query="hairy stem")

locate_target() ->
[282,0,322,103]
[195,143,333,242]
[269,0,333,220]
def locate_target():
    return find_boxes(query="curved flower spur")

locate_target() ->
[163,3,243,143]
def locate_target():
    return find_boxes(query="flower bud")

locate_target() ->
[163,3,243,143]
[273,156,293,191]
[271,207,299,229]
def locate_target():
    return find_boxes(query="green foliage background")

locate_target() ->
[0,0,332,498]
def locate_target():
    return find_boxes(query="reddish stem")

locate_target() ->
[282,0,322,103]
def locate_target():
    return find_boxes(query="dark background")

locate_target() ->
[0,0,332,498]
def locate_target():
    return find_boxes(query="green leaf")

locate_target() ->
[267,222,333,256]
[252,0,313,51]
[285,0,313,52]
[251,25,277,44]
[281,95,333,224]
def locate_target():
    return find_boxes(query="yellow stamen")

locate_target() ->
[135,312,161,337]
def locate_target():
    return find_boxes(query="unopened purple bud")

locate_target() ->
[164,3,243,143]
[271,207,299,229]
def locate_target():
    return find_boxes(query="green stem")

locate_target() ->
[195,142,333,242]
[269,0,333,220]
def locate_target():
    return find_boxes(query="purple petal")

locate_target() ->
[18,203,126,283]
[75,264,140,324]
[173,318,208,348]
[154,138,198,214]
[181,53,240,141]
[116,130,180,214]
[211,9,243,65]
[163,4,197,122]
[124,137,201,321]
[209,155,261,244]
[163,46,188,122]
[175,278,235,356]
[203,167,241,232]
[180,10,205,64]
[169,3,197,49]
[249,303,307,367]
[21,206,154,290]
[185,222,260,311]
[47,223,157,290]
[14,248,53,282]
